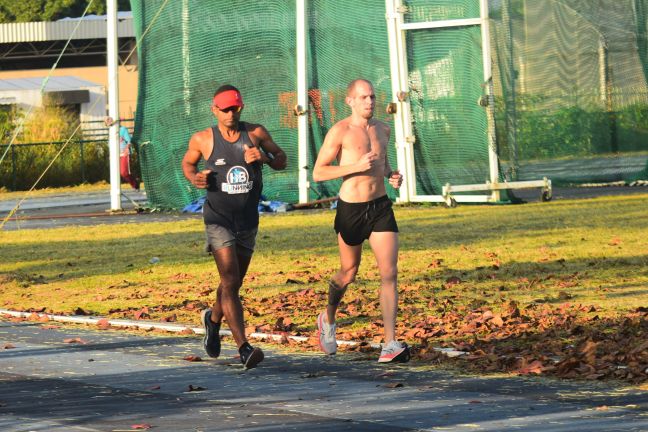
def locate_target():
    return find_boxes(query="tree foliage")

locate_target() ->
[0,0,131,23]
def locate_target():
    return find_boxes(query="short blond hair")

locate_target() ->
[346,78,373,97]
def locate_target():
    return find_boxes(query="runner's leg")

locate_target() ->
[368,231,399,343]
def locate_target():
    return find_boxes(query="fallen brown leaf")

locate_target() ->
[516,360,545,375]
[133,307,150,320]
[96,318,111,330]
[63,338,87,344]
[187,384,206,392]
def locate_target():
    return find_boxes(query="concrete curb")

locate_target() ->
[0,308,358,347]
[0,309,469,357]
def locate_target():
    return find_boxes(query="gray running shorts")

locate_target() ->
[205,224,257,257]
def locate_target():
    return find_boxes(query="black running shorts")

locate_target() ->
[334,195,398,246]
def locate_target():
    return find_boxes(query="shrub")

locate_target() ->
[0,102,110,190]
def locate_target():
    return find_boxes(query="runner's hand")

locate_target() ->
[388,170,403,189]
[243,144,263,164]
[357,151,378,173]
[193,170,210,189]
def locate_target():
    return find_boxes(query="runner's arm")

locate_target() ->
[381,125,402,189]
[252,125,287,170]
[182,132,209,188]
[313,125,377,182]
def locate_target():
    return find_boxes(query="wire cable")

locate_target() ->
[1,0,174,230]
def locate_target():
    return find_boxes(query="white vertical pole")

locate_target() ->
[182,0,191,116]
[386,0,406,201]
[396,2,417,202]
[598,38,607,105]
[296,0,309,204]
[386,0,415,202]
[107,0,121,210]
[480,0,500,201]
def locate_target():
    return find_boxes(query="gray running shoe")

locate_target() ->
[317,312,337,355]
[378,341,410,363]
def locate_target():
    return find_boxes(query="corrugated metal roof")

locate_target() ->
[0,76,103,92]
[58,12,133,21]
[0,13,133,43]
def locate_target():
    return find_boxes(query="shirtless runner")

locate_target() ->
[312,78,410,363]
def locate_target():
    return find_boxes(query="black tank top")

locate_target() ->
[202,122,262,231]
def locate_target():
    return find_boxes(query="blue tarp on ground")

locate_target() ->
[182,196,292,214]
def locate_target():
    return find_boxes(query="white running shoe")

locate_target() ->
[317,312,337,355]
[378,340,411,363]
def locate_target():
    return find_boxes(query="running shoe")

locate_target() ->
[200,308,221,358]
[378,340,411,363]
[317,311,337,355]
[239,343,264,369]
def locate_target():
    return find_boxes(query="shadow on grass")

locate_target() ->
[1,195,646,329]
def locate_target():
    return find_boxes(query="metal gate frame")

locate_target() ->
[385,0,551,206]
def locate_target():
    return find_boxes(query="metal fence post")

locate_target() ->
[11,144,17,191]
[80,141,86,183]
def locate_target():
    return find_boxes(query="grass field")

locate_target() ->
[1,193,647,383]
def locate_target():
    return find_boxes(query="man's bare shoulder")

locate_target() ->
[372,119,391,133]
[190,126,213,142]
[244,122,269,136]
[328,118,353,137]
[187,127,213,156]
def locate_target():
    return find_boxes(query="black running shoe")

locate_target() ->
[200,308,221,358]
[239,342,264,369]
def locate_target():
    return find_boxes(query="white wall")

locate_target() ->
[0,89,41,111]
[80,86,106,127]
[0,85,106,133]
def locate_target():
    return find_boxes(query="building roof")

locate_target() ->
[0,76,103,92]
[58,12,133,22]
[0,13,133,43]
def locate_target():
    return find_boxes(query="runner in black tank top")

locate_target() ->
[203,122,262,232]
[181,85,287,369]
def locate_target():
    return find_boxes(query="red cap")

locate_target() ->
[213,89,244,109]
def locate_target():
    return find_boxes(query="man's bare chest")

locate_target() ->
[342,127,386,156]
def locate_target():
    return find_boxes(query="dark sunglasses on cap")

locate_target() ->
[218,106,242,113]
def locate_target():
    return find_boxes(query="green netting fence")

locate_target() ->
[491,0,648,184]
[131,1,298,208]
[404,0,491,195]
[130,0,648,209]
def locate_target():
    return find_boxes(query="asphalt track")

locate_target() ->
[1,185,647,230]
[1,319,647,432]
[0,189,198,230]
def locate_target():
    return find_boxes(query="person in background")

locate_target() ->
[105,117,139,190]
